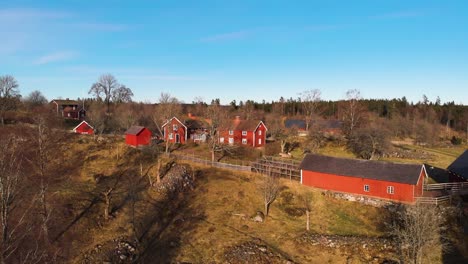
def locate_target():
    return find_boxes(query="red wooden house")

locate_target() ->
[300,154,427,203]
[51,99,86,120]
[125,126,152,147]
[161,117,187,144]
[219,117,267,147]
[72,121,94,135]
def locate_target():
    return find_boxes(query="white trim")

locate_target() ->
[300,169,303,184]
[161,116,188,142]
[242,138,247,144]
[72,120,94,132]
[242,130,247,136]
[253,130,255,147]
[364,184,370,192]
[253,121,268,132]
[387,186,395,194]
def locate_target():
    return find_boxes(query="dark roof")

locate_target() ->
[284,119,343,130]
[424,164,452,183]
[235,120,262,131]
[448,150,468,180]
[125,126,147,135]
[300,154,423,185]
[185,119,207,129]
[284,119,306,130]
[52,99,79,105]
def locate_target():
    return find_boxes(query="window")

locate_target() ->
[220,137,224,143]
[169,133,173,140]
[229,130,234,135]
[258,130,262,135]
[242,131,247,136]
[258,138,262,144]
[364,185,370,192]
[242,138,247,144]
[173,124,178,131]
[387,186,394,194]
[228,137,234,144]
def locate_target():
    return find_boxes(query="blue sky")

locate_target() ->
[1,0,467,104]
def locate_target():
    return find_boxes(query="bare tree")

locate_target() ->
[260,173,280,217]
[152,93,182,154]
[0,75,20,126]
[300,89,321,131]
[204,101,233,162]
[390,203,448,264]
[102,187,113,222]
[89,74,129,113]
[112,85,134,103]
[341,89,365,136]
[348,127,390,160]
[23,90,47,110]
[0,138,32,263]
[299,194,313,231]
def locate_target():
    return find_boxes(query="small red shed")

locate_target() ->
[161,117,187,144]
[125,126,152,147]
[300,154,427,203]
[72,121,94,135]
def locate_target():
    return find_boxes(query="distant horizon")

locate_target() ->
[2,1,467,105]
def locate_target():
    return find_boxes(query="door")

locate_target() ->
[176,134,180,143]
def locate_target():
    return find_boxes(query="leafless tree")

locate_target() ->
[112,85,134,103]
[299,194,313,231]
[341,89,365,136]
[89,74,129,113]
[390,203,448,264]
[0,75,20,126]
[23,90,48,110]
[348,127,390,160]
[152,93,182,154]
[260,173,280,217]
[87,102,108,138]
[102,187,113,222]
[204,101,233,162]
[0,138,33,263]
[300,89,321,131]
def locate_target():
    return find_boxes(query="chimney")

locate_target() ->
[234,115,241,125]
[188,112,193,118]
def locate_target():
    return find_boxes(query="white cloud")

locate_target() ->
[33,51,78,65]
[200,30,250,42]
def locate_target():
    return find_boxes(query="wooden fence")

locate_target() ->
[251,156,301,181]
[415,196,452,205]
[424,182,468,193]
[172,153,252,172]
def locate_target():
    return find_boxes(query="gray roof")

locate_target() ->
[125,126,146,135]
[448,150,468,180]
[300,154,423,185]
[424,164,452,183]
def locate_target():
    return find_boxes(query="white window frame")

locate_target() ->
[258,138,262,144]
[258,130,262,135]
[173,124,178,131]
[242,131,247,136]
[364,184,370,192]
[220,137,224,143]
[387,186,394,194]
[242,138,247,144]
[229,130,234,135]
[228,137,234,144]
[169,133,173,140]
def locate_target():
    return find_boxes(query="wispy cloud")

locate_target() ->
[0,8,70,21]
[74,23,129,32]
[200,30,250,42]
[33,51,78,65]
[371,10,424,20]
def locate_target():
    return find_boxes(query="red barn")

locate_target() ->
[72,121,94,135]
[161,117,187,144]
[219,117,267,147]
[125,126,152,147]
[300,154,427,203]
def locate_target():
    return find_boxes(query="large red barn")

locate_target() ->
[72,121,94,135]
[300,154,427,203]
[125,126,152,147]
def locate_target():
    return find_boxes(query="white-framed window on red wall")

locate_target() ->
[364,185,370,192]
[242,131,247,136]
[229,130,234,135]
[242,138,247,144]
[258,130,262,135]
[387,186,394,194]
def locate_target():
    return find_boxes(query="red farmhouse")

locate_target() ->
[51,99,86,120]
[300,154,427,203]
[72,121,94,135]
[219,117,267,147]
[125,126,152,147]
[162,117,187,144]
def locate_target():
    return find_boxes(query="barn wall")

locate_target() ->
[126,135,137,146]
[136,129,151,146]
[301,170,416,203]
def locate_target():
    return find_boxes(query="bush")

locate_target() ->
[450,136,462,145]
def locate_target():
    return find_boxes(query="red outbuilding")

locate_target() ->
[161,117,187,144]
[300,154,427,203]
[72,121,94,135]
[125,126,152,147]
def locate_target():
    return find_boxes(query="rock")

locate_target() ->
[253,211,265,222]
